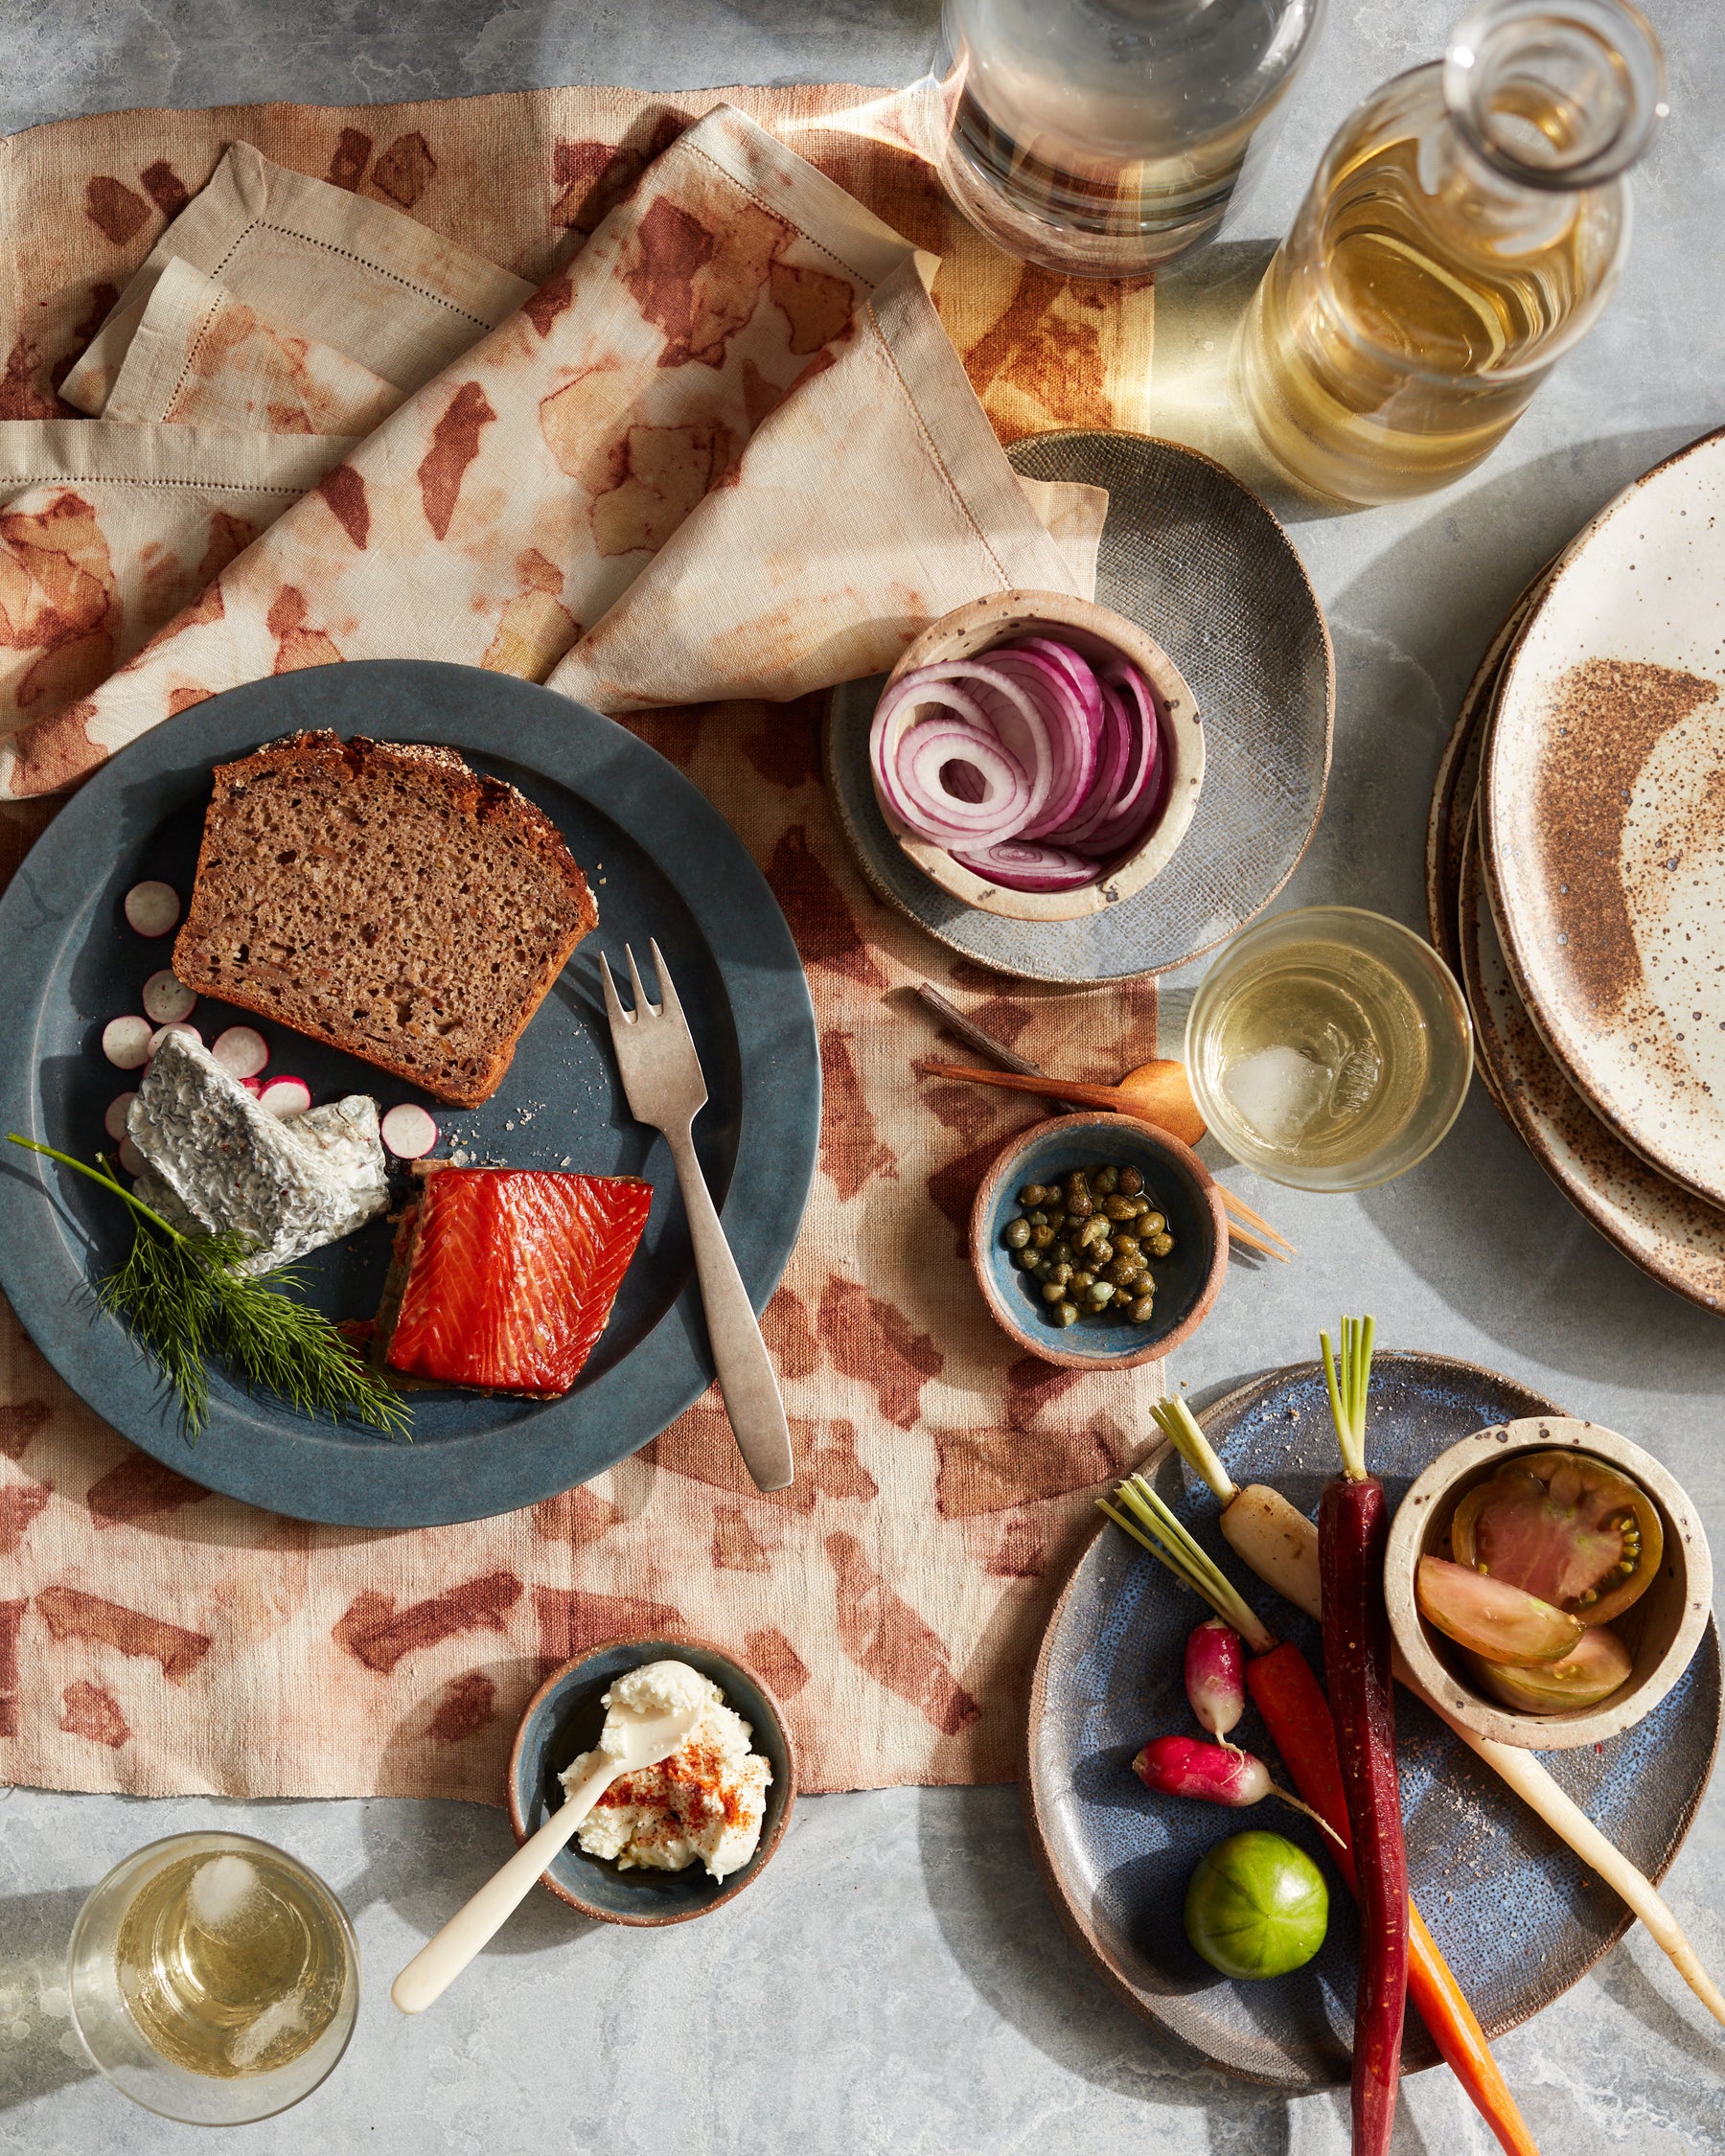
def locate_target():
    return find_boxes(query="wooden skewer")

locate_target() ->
[915,1052,1296,1261]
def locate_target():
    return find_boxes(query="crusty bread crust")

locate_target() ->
[173,732,597,1107]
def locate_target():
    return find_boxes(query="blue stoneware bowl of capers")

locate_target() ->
[969,1112,1227,1368]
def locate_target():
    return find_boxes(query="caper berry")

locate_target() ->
[1117,1166,1143,1197]
[1055,1300,1079,1326]
[1064,1169,1090,1199]
[1070,1269,1094,1292]
[1140,1211,1167,1236]
[1026,1208,1048,1228]
[1046,1263,1072,1288]
[1044,1208,1067,1233]
[1085,1281,1115,1308]
[1122,1267,1151,1293]
[1103,1256,1138,1287]
[1004,1217,1031,1250]
[1041,1280,1068,1304]
[1128,1295,1155,1323]
[1098,1194,1133,1221]
[1148,1231,1175,1258]
[1029,1224,1054,1250]
[1051,1241,1074,1267]
[1033,1260,1053,1280]
[1065,1188,1092,1220]
[1020,1183,1048,1208]
[1092,1165,1118,1196]
[1015,1248,1041,1271]
[1112,1232,1141,1257]
[1076,1215,1109,1250]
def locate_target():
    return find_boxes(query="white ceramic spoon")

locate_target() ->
[391,1692,702,2014]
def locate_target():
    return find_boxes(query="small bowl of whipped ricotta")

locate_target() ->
[507,1636,797,1924]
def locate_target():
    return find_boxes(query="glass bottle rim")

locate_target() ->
[1442,0,1667,193]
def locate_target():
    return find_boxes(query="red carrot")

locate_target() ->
[1320,1317,1407,2156]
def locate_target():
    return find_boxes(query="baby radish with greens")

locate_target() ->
[1135,1733,1276,1807]
[1185,1616,1246,1739]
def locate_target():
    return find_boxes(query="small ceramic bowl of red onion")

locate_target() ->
[868,589,1204,921]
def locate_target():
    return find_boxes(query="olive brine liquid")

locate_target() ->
[115,1848,346,2079]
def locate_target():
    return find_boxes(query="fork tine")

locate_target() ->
[647,938,687,1030]
[597,951,632,1029]
[624,943,657,1019]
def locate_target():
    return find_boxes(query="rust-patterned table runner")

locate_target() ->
[0,83,1162,1800]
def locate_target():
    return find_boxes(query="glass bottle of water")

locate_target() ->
[1239,0,1666,504]
[932,0,1328,279]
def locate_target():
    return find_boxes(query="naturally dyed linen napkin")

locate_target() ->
[0,84,1161,1800]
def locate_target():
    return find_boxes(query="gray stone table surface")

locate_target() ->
[4,2,1724,2151]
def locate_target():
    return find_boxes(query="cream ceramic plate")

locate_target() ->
[1484,426,1725,1206]
[1460,808,1725,1313]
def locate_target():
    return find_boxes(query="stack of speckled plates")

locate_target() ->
[1429,427,1725,1314]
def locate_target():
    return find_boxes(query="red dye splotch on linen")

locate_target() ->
[34,1586,212,1682]
[60,1680,130,1749]
[417,380,497,540]
[333,1571,522,1675]
[827,1531,979,1735]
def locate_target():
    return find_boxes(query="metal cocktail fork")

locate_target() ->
[598,938,794,1493]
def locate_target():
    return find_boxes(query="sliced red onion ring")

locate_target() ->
[953,839,1099,891]
[870,636,1170,895]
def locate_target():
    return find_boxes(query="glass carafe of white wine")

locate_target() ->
[1240,0,1666,505]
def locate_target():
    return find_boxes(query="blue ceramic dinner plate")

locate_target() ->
[0,662,819,1528]
[1024,1352,1722,2087]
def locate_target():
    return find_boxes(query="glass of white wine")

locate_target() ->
[1185,906,1473,1191]
[68,1832,359,2125]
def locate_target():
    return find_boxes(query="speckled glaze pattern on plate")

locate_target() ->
[1461,811,1725,1312]
[1424,564,1552,982]
[1484,425,1725,1207]
[1022,1353,1722,2088]
[824,430,1334,984]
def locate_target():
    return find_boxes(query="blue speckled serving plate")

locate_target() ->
[1024,1352,1722,2087]
[0,662,818,1528]
[508,1635,796,1925]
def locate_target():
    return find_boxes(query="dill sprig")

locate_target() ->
[8,1135,409,1441]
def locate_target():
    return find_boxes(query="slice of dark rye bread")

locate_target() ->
[172,732,597,1107]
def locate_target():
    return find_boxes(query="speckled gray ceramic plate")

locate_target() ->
[0,662,819,1527]
[825,431,1334,984]
[1461,809,1725,1313]
[1484,425,1725,1208]
[1023,1353,1722,2087]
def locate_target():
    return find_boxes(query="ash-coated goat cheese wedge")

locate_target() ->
[126,1029,388,1273]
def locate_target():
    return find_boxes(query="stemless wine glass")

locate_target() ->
[932,0,1329,278]
[67,1831,360,2126]
[1185,906,1473,1191]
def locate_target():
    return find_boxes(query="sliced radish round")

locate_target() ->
[117,1137,148,1178]
[380,1103,439,1159]
[258,1077,311,1120]
[104,1091,139,1142]
[211,1025,269,1081]
[102,1015,153,1069]
[124,881,181,937]
[148,1021,202,1057]
[242,1075,264,1097]
[142,970,196,1024]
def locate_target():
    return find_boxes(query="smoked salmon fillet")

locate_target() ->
[380,1167,653,1396]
